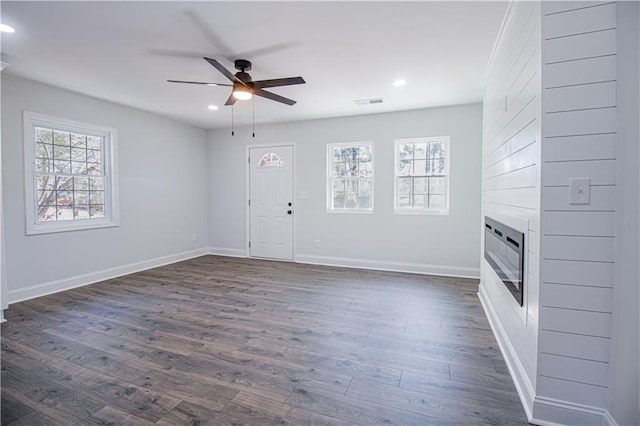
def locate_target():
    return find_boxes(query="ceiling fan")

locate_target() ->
[168,57,305,106]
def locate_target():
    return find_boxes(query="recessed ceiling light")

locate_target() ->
[392,79,407,87]
[207,105,219,111]
[0,24,15,33]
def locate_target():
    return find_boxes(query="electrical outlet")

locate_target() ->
[569,178,590,205]
[314,240,320,249]
[192,233,198,242]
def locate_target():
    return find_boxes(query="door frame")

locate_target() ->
[245,142,297,260]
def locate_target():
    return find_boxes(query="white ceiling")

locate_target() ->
[1,1,507,130]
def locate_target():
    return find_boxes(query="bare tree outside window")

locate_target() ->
[395,137,449,213]
[327,142,374,212]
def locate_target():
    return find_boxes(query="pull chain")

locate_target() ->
[252,96,255,138]
[231,104,235,136]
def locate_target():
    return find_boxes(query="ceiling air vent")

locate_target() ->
[353,98,384,106]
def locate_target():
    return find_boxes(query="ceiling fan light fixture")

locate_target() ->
[233,86,252,101]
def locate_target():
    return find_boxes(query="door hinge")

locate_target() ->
[248,241,251,248]
[248,156,250,163]
[248,199,251,206]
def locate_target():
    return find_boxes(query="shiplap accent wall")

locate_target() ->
[479,0,541,416]
[536,1,617,422]
[482,1,624,424]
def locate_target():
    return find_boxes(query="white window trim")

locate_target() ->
[326,141,374,213]
[23,111,120,235]
[394,136,450,215]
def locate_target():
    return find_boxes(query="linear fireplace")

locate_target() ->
[484,216,525,306]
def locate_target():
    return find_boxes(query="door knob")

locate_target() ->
[287,210,292,215]
[288,202,292,206]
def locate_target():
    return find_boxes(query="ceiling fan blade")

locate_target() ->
[254,88,296,106]
[167,80,232,87]
[204,57,243,85]
[184,10,236,61]
[224,93,237,106]
[236,41,299,61]
[252,76,306,89]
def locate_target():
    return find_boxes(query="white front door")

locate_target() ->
[249,145,294,260]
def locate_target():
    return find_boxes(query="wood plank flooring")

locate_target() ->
[1,255,529,425]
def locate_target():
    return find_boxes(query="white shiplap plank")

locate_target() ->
[543,235,613,262]
[485,120,536,166]
[542,211,614,237]
[540,306,612,338]
[484,187,538,210]
[541,282,613,313]
[544,28,616,64]
[542,159,615,186]
[544,3,616,40]
[540,353,609,386]
[542,133,616,162]
[540,329,610,362]
[544,107,616,137]
[541,258,613,288]
[544,55,616,88]
[486,97,538,153]
[537,376,607,407]
[542,185,615,211]
[544,81,616,113]
[486,1,538,91]
[543,1,614,16]
[484,166,537,192]
[485,142,538,178]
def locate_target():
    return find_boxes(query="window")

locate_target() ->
[258,152,284,168]
[23,111,119,234]
[327,142,373,212]
[395,137,449,214]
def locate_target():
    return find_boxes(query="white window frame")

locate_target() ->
[394,136,450,215]
[23,111,119,235]
[326,141,374,213]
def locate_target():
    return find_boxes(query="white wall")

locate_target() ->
[2,75,210,301]
[208,104,483,277]
[479,1,541,417]
[608,2,640,424]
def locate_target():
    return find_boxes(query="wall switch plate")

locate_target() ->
[569,178,590,205]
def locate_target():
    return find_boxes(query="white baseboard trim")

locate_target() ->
[7,248,208,305]
[478,282,535,421]
[207,247,247,258]
[531,396,616,426]
[296,254,479,279]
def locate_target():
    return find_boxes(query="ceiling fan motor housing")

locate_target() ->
[235,71,252,83]
[234,59,252,72]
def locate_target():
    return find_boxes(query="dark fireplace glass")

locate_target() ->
[484,216,525,306]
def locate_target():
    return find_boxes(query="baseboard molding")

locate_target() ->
[296,254,479,279]
[478,282,535,420]
[7,248,208,304]
[207,247,247,258]
[531,396,616,426]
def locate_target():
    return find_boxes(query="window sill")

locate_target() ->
[26,219,119,235]
[326,209,374,214]
[394,209,449,216]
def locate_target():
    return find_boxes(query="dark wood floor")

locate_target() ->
[1,255,528,425]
